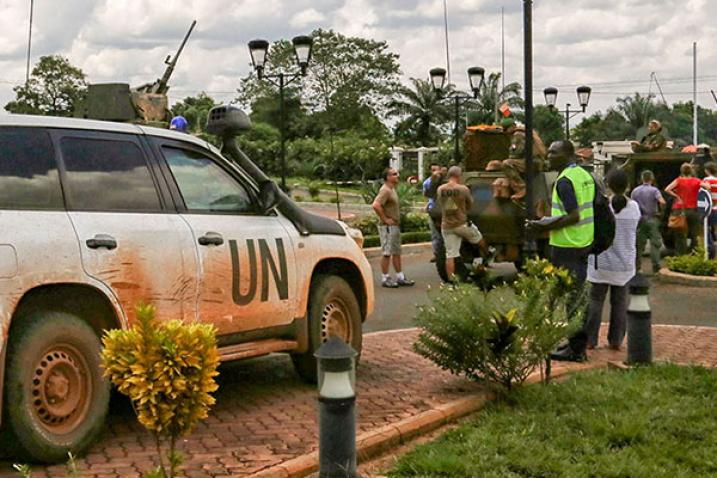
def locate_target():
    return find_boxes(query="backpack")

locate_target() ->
[590,176,615,257]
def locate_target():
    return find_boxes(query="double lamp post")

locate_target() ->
[543,85,592,141]
[428,66,486,163]
[248,35,314,192]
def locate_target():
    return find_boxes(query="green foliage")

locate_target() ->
[465,72,523,126]
[14,452,79,478]
[290,132,390,181]
[413,259,584,390]
[171,92,216,134]
[101,304,220,478]
[350,212,429,237]
[361,181,422,220]
[665,250,717,276]
[236,29,401,130]
[236,122,281,175]
[389,78,450,147]
[307,181,321,199]
[5,55,86,116]
[390,364,717,478]
[533,104,565,146]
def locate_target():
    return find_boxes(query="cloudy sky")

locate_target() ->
[0,0,715,117]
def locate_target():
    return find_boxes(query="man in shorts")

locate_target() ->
[437,166,492,281]
[372,167,415,288]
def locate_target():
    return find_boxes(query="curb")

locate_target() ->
[250,362,604,478]
[655,267,717,287]
[363,242,432,259]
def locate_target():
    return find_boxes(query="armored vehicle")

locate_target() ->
[74,21,196,126]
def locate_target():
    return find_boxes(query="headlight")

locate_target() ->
[346,227,364,249]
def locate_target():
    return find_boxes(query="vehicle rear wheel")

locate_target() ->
[292,275,363,383]
[3,311,109,463]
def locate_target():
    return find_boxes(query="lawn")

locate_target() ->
[390,364,717,478]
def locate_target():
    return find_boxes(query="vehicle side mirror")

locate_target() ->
[258,180,281,214]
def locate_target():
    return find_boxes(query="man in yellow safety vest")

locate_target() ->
[527,140,595,362]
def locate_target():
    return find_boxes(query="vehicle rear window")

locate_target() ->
[61,137,162,211]
[0,127,63,210]
[163,147,255,213]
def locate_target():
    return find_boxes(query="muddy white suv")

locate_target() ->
[0,106,373,462]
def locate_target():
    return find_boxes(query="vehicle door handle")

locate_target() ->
[86,234,117,250]
[198,232,224,246]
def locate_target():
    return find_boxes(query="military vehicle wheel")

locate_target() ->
[3,311,109,463]
[292,275,363,383]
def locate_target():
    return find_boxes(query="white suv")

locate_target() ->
[0,107,373,462]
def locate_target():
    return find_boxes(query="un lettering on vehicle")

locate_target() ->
[230,238,289,305]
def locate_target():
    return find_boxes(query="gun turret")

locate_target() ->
[134,20,196,95]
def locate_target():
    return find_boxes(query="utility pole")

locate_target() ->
[523,0,536,255]
[693,42,698,146]
[443,0,451,84]
[26,0,34,83]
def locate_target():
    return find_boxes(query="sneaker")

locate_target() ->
[396,277,415,287]
[485,246,497,264]
[430,256,437,263]
[550,346,587,363]
[382,279,399,288]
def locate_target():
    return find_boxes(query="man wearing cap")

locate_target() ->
[631,120,666,153]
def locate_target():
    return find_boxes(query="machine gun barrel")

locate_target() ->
[156,19,196,94]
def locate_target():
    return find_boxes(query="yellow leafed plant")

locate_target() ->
[101,304,219,478]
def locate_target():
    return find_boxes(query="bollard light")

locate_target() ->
[316,337,357,399]
[626,273,652,365]
[315,337,358,478]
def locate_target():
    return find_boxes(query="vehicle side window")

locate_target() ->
[163,147,255,213]
[0,127,63,210]
[60,137,162,211]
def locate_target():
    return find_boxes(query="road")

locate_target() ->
[364,250,717,332]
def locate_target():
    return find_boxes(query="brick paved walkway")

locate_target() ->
[1,325,716,477]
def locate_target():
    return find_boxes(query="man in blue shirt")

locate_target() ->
[423,163,443,261]
[631,170,665,274]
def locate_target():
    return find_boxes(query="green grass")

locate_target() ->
[390,364,717,478]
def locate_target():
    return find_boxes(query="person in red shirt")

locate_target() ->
[665,163,707,255]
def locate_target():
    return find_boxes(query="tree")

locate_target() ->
[572,109,632,147]
[171,92,217,134]
[466,72,523,126]
[236,29,401,132]
[248,90,308,140]
[5,55,87,116]
[615,93,654,131]
[533,105,565,146]
[388,78,450,146]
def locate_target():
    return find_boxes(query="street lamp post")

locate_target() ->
[248,35,313,192]
[543,85,592,141]
[430,66,484,163]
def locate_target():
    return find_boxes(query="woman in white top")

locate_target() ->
[585,169,641,350]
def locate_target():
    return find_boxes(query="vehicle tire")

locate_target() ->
[3,311,110,463]
[292,275,363,383]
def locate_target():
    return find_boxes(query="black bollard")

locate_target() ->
[626,273,652,364]
[315,337,359,478]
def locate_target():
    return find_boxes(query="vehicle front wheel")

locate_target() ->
[292,275,363,383]
[3,311,110,463]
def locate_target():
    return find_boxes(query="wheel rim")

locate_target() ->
[31,344,91,435]
[320,297,352,343]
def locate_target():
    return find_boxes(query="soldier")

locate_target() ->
[631,120,667,153]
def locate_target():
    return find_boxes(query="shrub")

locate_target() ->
[307,181,322,200]
[101,304,220,478]
[363,231,431,248]
[349,214,379,236]
[401,212,430,232]
[293,195,305,202]
[665,250,717,276]
[414,259,584,390]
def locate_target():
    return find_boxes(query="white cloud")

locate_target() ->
[290,8,326,28]
[0,0,716,119]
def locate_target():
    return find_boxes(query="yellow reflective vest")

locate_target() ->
[549,165,595,248]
